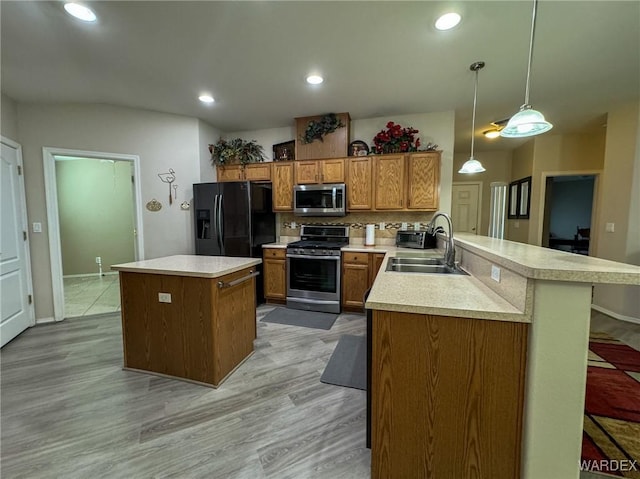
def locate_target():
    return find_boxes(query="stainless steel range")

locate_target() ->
[286,225,349,314]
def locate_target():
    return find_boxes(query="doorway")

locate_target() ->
[541,174,598,255]
[452,182,482,234]
[43,148,144,321]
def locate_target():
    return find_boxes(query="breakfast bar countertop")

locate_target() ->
[111,255,261,278]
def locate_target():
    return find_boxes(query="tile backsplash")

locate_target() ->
[279,212,437,239]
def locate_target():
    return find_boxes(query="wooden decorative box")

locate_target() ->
[295,112,350,161]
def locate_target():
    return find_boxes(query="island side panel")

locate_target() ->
[371,310,528,479]
[212,267,257,383]
[119,271,216,385]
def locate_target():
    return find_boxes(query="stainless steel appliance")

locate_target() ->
[286,225,349,313]
[293,183,346,217]
[193,181,276,302]
[395,229,439,249]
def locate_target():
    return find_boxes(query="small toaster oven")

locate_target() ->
[395,230,438,249]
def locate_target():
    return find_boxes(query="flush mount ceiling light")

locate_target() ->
[435,12,461,31]
[63,2,97,22]
[198,94,215,104]
[501,0,552,138]
[459,61,486,174]
[306,75,324,85]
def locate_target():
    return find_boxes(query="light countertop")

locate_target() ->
[111,255,261,278]
[455,233,640,284]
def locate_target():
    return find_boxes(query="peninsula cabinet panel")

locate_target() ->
[272,162,294,211]
[407,152,440,210]
[346,157,372,210]
[374,155,405,209]
[371,311,528,479]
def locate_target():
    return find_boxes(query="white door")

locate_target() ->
[452,183,480,234]
[1,138,34,347]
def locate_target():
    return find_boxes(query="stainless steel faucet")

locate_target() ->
[428,212,455,268]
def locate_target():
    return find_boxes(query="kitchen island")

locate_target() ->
[366,234,640,479]
[112,255,261,388]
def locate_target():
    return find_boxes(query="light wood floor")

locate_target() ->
[2,306,637,478]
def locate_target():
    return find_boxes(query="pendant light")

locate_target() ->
[459,61,486,174]
[501,0,552,138]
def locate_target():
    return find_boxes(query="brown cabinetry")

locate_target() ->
[295,113,350,161]
[216,163,272,182]
[346,157,373,210]
[342,252,386,311]
[294,158,345,184]
[407,152,439,210]
[263,248,286,303]
[271,162,295,211]
[373,155,405,209]
[371,310,528,479]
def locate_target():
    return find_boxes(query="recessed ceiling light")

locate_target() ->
[199,95,215,104]
[64,3,97,22]
[435,12,461,31]
[306,75,324,85]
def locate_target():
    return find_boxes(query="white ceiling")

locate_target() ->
[2,1,638,153]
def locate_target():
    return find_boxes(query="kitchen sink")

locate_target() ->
[388,257,445,266]
[386,261,469,275]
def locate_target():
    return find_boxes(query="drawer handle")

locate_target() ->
[218,270,260,289]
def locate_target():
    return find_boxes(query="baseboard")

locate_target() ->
[35,316,56,324]
[63,272,118,279]
[591,304,640,325]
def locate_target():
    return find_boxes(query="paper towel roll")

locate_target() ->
[365,224,376,246]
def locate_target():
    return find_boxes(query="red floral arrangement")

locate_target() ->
[372,121,420,154]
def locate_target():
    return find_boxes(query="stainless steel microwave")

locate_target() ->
[293,183,346,217]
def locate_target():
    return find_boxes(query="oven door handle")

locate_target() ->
[286,254,341,261]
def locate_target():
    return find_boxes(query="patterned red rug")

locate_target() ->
[581,332,640,478]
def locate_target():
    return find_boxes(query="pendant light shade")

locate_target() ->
[500,0,552,138]
[459,61,486,174]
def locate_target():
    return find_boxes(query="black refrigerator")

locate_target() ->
[193,181,276,303]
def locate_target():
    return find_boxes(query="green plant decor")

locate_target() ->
[209,138,266,167]
[301,113,345,144]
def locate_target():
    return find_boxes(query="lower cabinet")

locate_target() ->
[263,248,286,303]
[342,252,386,311]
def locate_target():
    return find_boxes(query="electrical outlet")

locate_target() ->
[414,222,421,231]
[379,222,385,230]
[401,222,408,230]
[95,256,102,264]
[158,293,172,303]
[291,221,297,229]
[491,265,501,282]
[32,222,42,233]
[605,222,615,233]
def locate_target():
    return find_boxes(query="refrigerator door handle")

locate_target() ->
[217,194,224,250]
[213,194,220,249]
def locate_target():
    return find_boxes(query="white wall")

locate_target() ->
[198,119,221,183]
[223,110,456,213]
[17,103,212,320]
[1,93,19,140]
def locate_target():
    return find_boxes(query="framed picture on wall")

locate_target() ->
[508,176,532,219]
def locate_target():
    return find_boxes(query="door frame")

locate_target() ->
[43,147,144,321]
[537,169,601,254]
[1,135,35,330]
[451,181,483,234]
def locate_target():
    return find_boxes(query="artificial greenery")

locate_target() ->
[209,138,266,166]
[301,113,345,144]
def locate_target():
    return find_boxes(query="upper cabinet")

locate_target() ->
[272,162,294,211]
[216,163,272,182]
[295,158,346,185]
[347,157,372,211]
[407,152,440,210]
[374,155,405,209]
